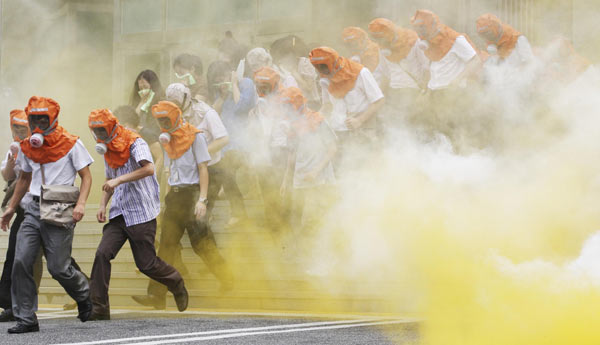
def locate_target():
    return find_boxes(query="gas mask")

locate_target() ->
[487,44,498,55]
[380,49,392,57]
[417,40,430,51]
[175,72,196,86]
[90,125,118,155]
[156,114,181,144]
[28,114,54,148]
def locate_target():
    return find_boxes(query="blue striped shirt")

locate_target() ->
[105,138,160,227]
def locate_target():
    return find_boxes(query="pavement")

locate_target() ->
[0,308,420,345]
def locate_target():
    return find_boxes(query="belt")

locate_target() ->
[171,184,199,193]
[32,195,40,202]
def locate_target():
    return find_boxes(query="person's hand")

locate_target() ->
[102,177,121,194]
[7,153,16,167]
[73,203,85,223]
[1,207,15,231]
[195,199,207,220]
[345,116,363,130]
[97,206,107,223]
[231,71,238,86]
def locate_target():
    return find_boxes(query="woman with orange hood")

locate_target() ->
[131,101,233,310]
[368,18,430,125]
[309,46,384,171]
[411,9,482,90]
[0,96,94,332]
[0,110,43,323]
[87,109,188,320]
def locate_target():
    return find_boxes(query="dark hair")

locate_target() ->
[218,34,248,67]
[173,53,203,77]
[206,60,232,103]
[270,35,309,63]
[129,69,166,108]
[113,105,139,128]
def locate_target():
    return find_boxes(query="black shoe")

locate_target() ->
[77,298,93,322]
[0,309,15,322]
[7,323,39,334]
[131,294,166,310]
[173,283,189,312]
[87,312,110,321]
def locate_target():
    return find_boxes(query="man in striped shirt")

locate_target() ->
[87,109,188,320]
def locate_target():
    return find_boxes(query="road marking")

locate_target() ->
[37,307,399,321]
[122,320,408,345]
[51,319,384,345]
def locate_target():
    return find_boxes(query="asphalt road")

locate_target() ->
[0,308,420,345]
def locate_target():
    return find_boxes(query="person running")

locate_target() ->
[132,101,231,309]
[87,108,188,320]
[0,96,94,333]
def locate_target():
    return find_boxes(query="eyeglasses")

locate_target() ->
[28,115,50,131]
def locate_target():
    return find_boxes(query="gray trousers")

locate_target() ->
[11,200,89,325]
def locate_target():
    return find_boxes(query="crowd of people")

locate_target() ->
[0,9,595,334]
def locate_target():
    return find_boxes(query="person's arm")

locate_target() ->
[345,97,385,130]
[102,160,154,194]
[1,154,17,182]
[0,171,32,231]
[97,178,113,223]
[195,162,209,219]
[280,148,296,197]
[231,71,241,104]
[207,136,229,156]
[452,55,482,86]
[232,78,256,114]
[73,166,92,223]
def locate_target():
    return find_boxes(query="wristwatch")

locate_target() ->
[199,197,208,205]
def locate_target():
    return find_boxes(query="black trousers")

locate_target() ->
[148,187,231,298]
[0,207,42,310]
[91,216,183,314]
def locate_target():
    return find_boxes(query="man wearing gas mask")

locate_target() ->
[132,101,227,309]
[0,96,94,333]
[87,109,188,320]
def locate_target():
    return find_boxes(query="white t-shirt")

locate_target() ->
[483,35,535,89]
[380,41,430,89]
[320,67,385,132]
[275,65,299,88]
[163,133,211,186]
[17,139,94,197]
[184,101,228,166]
[428,35,477,90]
[292,122,337,189]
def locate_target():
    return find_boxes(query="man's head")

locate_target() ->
[25,96,60,135]
[253,67,281,97]
[152,101,182,133]
[309,47,341,79]
[410,9,440,41]
[476,14,504,43]
[367,19,397,49]
[10,109,30,141]
[165,83,192,113]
